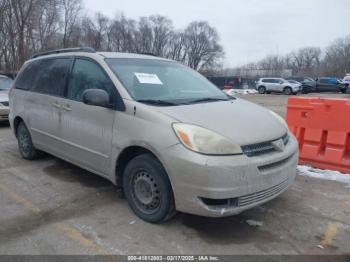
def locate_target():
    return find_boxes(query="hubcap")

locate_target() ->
[132,170,161,214]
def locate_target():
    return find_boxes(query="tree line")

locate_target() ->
[226,35,350,78]
[0,0,223,73]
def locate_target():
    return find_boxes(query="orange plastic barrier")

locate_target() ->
[286,97,350,174]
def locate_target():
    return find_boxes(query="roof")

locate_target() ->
[97,52,169,61]
[29,47,169,62]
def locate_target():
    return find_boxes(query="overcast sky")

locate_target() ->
[83,0,350,67]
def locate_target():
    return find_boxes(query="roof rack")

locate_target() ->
[31,47,96,59]
[139,52,158,57]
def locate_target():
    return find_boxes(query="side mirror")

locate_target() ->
[279,81,283,84]
[82,89,110,108]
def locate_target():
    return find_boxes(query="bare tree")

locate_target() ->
[165,31,186,62]
[35,0,61,51]
[7,0,36,68]
[134,15,173,56]
[109,15,137,52]
[288,47,321,76]
[61,0,82,48]
[183,21,223,70]
[0,1,225,73]
[323,36,350,76]
[79,14,109,50]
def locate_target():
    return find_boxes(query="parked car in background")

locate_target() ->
[286,76,316,93]
[0,75,13,122]
[315,77,347,93]
[256,78,301,95]
[9,47,298,223]
[343,74,350,88]
[287,80,302,85]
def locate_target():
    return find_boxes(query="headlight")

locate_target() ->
[270,111,288,128]
[172,123,242,155]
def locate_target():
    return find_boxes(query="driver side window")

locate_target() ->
[67,59,116,103]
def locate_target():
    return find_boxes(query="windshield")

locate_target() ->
[0,77,13,90]
[304,78,314,82]
[105,58,230,105]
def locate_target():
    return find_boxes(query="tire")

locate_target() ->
[123,154,176,223]
[283,87,292,95]
[16,122,43,160]
[258,86,266,94]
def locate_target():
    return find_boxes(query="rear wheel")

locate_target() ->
[16,122,43,160]
[123,154,176,223]
[258,86,266,94]
[283,87,292,95]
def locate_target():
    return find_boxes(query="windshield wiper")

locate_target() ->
[188,97,231,104]
[136,99,179,106]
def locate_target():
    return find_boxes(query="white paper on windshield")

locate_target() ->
[135,72,163,85]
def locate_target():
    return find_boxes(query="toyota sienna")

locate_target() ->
[9,48,298,223]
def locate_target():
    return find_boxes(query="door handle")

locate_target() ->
[62,104,72,111]
[51,102,61,109]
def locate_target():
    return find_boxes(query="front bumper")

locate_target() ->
[161,133,298,217]
[0,107,9,122]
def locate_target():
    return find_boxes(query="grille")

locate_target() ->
[0,101,9,107]
[242,133,289,157]
[238,179,289,207]
[258,155,293,172]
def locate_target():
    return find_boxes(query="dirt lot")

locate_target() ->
[0,93,349,255]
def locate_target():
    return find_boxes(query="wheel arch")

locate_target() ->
[115,145,171,190]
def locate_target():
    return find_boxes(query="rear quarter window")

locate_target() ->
[31,58,71,96]
[14,60,41,90]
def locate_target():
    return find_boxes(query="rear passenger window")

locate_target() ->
[67,59,116,103]
[32,58,71,96]
[15,61,41,90]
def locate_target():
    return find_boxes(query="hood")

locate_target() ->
[0,91,9,102]
[156,98,287,146]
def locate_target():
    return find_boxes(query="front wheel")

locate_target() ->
[283,87,292,95]
[258,86,266,94]
[123,154,176,223]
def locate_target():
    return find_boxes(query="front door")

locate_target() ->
[59,58,118,176]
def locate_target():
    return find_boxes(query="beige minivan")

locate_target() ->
[9,48,298,223]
